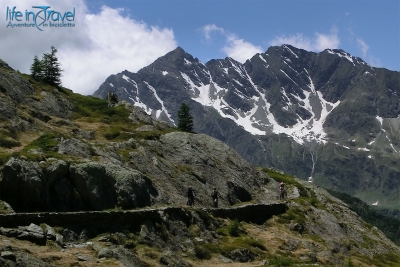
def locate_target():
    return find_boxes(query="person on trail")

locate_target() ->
[187,186,196,206]
[279,182,286,200]
[211,188,221,208]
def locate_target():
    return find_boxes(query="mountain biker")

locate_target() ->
[279,182,286,200]
[187,186,196,206]
[211,188,221,208]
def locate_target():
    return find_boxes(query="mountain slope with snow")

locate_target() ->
[93,45,400,210]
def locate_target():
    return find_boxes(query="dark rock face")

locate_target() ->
[1,158,46,211]
[1,158,156,212]
[69,162,153,210]
[227,249,256,262]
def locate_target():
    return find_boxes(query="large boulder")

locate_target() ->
[1,158,156,212]
[45,160,84,211]
[56,138,93,157]
[1,158,46,211]
[69,162,155,210]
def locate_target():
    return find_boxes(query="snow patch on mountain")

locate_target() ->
[144,81,174,123]
[283,45,299,58]
[281,69,300,87]
[326,49,355,65]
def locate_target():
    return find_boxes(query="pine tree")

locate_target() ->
[42,46,62,86]
[30,46,63,86]
[178,103,194,132]
[30,55,43,80]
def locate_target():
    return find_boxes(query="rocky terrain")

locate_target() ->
[0,58,399,266]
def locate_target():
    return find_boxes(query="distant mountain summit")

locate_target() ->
[94,45,400,210]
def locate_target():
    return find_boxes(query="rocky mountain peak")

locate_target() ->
[93,45,400,212]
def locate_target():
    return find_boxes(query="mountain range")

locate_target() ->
[94,45,400,211]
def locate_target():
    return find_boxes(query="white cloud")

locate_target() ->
[269,28,340,52]
[357,38,369,58]
[200,24,224,41]
[269,33,313,51]
[0,0,177,95]
[201,24,262,63]
[356,38,381,68]
[223,34,263,63]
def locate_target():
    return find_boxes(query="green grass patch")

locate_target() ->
[267,256,294,266]
[24,133,58,151]
[305,234,325,243]
[216,227,228,236]
[20,133,67,160]
[103,126,123,140]
[195,235,266,260]
[369,253,400,267]
[241,237,266,251]
[276,206,306,225]
[68,93,131,124]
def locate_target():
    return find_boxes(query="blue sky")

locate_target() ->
[89,0,399,68]
[0,0,398,95]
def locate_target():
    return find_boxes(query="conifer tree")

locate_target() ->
[31,46,63,86]
[42,46,62,86]
[30,55,43,80]
[178,103,194,132]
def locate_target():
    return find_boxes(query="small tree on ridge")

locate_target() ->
[30,55,44,80]
[30,46,62,87]
[178,103,193,132]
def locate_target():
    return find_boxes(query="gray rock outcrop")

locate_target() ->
[1,158,156,212]
[1,158,46,211]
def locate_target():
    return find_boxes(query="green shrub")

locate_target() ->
[194,245,211,259]
[228,220,240,236]
[104,130,120,140]
[123,240,136,249]
[344,258,356,267]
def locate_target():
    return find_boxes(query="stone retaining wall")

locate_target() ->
[0,203,287,230]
